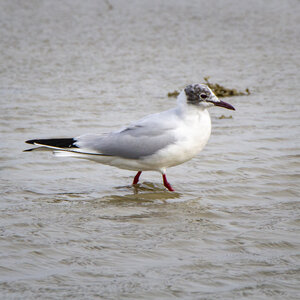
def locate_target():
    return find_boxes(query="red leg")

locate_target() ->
[132,171,142,185]
[162,174,174,191]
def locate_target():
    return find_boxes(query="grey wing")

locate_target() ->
[75,123,176,159]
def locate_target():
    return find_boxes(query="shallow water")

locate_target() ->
[0,0,299,299]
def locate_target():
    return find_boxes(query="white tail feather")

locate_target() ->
[53,151,83,157]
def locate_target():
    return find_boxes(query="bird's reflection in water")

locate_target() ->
[105,182,182,205]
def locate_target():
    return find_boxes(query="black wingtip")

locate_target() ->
[24,138,78,148]
[25,139,36,145]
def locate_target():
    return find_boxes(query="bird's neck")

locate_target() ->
[176,90,208,119]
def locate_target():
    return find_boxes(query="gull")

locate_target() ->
[25,84,235,191]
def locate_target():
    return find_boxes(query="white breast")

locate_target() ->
[141,109,212,170]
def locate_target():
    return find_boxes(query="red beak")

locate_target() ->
[214,100,235,110]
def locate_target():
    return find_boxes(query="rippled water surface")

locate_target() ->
[1,0,299,299]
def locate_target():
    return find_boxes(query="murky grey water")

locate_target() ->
[1,0,299,299]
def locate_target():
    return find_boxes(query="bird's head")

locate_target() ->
[181,83,235,110]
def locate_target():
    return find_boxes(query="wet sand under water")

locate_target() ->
[0,0,299,299]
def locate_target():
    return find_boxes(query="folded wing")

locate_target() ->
[25,109,179,159]
[76,121,176,159]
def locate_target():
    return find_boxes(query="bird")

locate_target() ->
[25,83,235,191]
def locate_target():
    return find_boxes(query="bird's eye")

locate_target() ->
[200,93,208,99]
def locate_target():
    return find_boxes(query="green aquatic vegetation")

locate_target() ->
[203,77,250,98]
[168,77,250,98]
[218,115,233,119]
[167,90,180,97]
